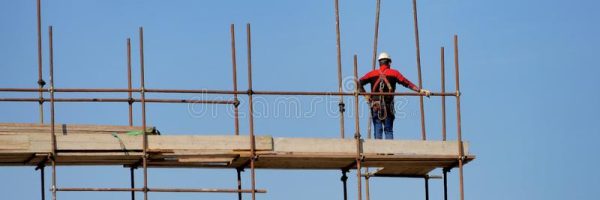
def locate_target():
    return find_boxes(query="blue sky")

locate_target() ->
[1,0,599,199]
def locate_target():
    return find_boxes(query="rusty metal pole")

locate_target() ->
[236,168,243,200]
[246,23,257,200]
[441,47,446,141]
[454,34,465,200]
[371,0,381,70]
[364,174,370,200]
[127,38,133,127]
[230,24,240,136]
[424,176,429,200]
[130,167,135,200]
[367,0,381,140]
[36,0,45,124]
[443,168,449,200]
[139,27,149,200]
[48,26,57,200]
[334,0,345,139]
[412,0,427,140]
[353,55,363,200]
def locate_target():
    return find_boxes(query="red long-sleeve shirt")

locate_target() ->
[359,64,419,102]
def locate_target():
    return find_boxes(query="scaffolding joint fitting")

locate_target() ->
[456,90,461,97]
[340,171,348,182]
[37,79,46,87]
[38,97,45,104]
[338,102,345,113]
[128,97,134,105]
[354,132,361,139]
[233,99,240,107]
[246,89,254,95]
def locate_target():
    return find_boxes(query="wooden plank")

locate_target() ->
[0,135,29,150]
[274,138,468,155]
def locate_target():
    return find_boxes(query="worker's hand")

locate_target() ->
[365,95,371,102]
[419,89,431,98]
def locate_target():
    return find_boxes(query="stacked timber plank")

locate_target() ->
[0,123,474,177]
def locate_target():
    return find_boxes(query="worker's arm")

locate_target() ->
[392,71,420,92]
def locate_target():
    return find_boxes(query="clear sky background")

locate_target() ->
[1,0,599,199]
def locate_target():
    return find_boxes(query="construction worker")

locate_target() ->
[359,52,430,140]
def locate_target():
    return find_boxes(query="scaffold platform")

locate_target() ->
[0,123,473,177]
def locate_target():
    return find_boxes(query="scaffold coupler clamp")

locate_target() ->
[338,102,345,113]
[340,170,348,181]
[37,79,46,87]
[38,97,45,105]
[246,89,254,95]
[233,99,240,107]
[128,97,135,105]
[456,90,461,97]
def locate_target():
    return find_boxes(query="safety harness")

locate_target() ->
[371,69,393,121]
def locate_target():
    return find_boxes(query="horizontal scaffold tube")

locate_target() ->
[0,88,458,97]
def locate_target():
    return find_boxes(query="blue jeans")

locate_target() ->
[372,109,395,140]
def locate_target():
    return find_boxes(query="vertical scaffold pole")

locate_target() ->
[130,167,135,200]
[353,55,362,200]
[127,38,136,200]
[36,0,44,124]
[341,170,348,200]
[230,24,240,136]
[371,0,381,70]
[246,23,257,200]
[236,168,243,200]
[127,38,133,127]
[441,47,446,141]
[424,176,429,200]
[364,1,380,198]
[454,34,465,200]
[40,165,45,200]
[334,0,345,139]
[412,0,427,140]
[139,27,149,200]
[48,25,57,200]
[443,168,449,200]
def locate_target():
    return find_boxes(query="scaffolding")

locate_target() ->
[0,0,473,200]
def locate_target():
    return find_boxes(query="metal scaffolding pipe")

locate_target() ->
[371,0,381,69]
[443,168,449,200]
[425,176,429,200]
[130,167,135,200]
[139,27,149,200]
[40,166,45,200]
[441,46,447,141]
[246,23,258,200]
[36,0,44,125]
[353,55,363,200]
[0,88,457,97]
[334,0,345,139]
[127,38,134,127]
[230,24,240,136]
[48,25,57,200]
[236,168,243,200]
[341,170,348,200]
[0,98,234,104]
[412,0,427,140]
[54,188,266,193]
[454,34,465,200]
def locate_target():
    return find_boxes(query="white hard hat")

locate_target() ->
[378,52,391,61]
